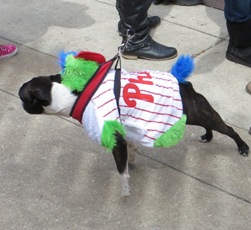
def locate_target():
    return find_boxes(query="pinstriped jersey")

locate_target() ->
[82,69,184,148]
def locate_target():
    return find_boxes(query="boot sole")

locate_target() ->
[226,52,251,68]
[122,52,178,61]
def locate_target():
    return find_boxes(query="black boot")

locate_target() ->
[226,20,251,68]
[116,0,161,35]
[153,0,171,5]
[116,0,161,36]
[118,0,177,60]
[174,0,203,5]
[118,16,161,36]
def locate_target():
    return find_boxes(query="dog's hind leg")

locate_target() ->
[180,82,249,156]
[112,132,130,196]
[197,115,249,156]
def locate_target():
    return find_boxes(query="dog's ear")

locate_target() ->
[30,88,51,106]
[19,87,51,114]
[19,77,53,114]
[50,74,61,83]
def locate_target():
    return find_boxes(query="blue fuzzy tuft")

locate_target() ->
[171,55,194,83]
[58,50,77,73]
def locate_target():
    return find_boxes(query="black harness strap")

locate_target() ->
[113,55,121,115]
[70,54,122,123]
[70,55,118,123]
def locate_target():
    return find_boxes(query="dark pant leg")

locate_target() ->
[118,0,152,41]
[224,0,251,22]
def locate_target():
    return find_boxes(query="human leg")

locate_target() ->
[118,0,177,60]
[117,16,161,36]
[224,0,251,67]
[224,0,251,23]
[116,0,161,36]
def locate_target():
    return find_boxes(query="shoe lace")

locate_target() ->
[0,46,7,51]
[118,29,135,54]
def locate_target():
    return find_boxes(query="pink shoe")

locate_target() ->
[0,44,18,59]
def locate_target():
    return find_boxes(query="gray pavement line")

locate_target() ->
[137,151,251,205]
[0,37,19,44]
[95,0,114,5]
[59,116,82,127]
[0,88,18,97]
[193,38,226,58]
[163,19,227,40]
[0,38,51,59]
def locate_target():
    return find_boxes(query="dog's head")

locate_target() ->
[18,74,78,117]
[19,51,107,117]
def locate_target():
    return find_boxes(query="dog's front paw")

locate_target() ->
[121,173,131,197]
[239,143,249,157]
[121,184,131,197]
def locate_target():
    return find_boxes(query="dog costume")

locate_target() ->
[59,51,190,150]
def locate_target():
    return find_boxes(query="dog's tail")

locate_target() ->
[171,55,194,83]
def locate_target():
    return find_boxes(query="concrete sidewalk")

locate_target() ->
[0,0,251,229]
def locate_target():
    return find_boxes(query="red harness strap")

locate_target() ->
[70,57,117,123]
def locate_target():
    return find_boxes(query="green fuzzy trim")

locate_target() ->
[101,120,126,151]
[61,55,99,92]
[154,115,187,148]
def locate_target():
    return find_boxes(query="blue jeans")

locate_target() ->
[224,0,251,22]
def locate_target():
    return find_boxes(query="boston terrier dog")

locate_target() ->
[18,51,249,196]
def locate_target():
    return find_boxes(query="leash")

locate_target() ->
[114,29,135,116]
[71,31,135,123]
